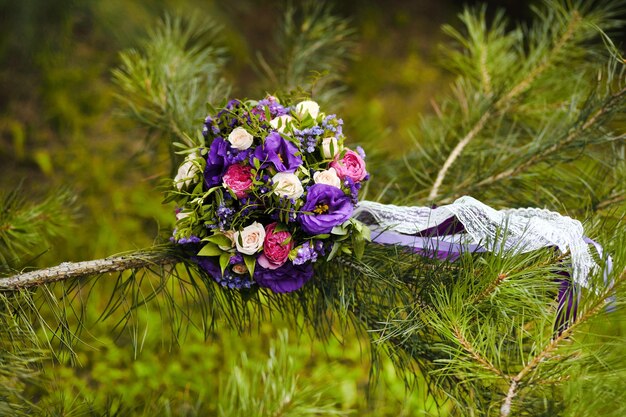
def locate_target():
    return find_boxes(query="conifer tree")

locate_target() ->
[1,1,625,415]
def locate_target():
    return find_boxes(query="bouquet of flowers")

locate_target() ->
[168,97,370,293]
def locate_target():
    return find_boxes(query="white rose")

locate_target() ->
[321,137,341,159]
[175,210,191,221]
[174,153,201,190]
[313,168,341,188]
[295,100,320,119]
[272,172,304,200]
[234,222,265,255]
[228,127,254,150]
[269,115,294,133]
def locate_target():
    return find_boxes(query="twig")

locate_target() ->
[453,326,506,378]
[596,193,626,211]
[428,110,492,200]
[471,273,508,304]
[499,266,626,416]
[0,251,179,291]
[428,13,581,201]
[476,86,626,189]
[500,380,518,417]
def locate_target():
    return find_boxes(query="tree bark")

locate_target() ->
[0,251,179,291]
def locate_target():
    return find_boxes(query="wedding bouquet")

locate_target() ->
[168,97,370,292]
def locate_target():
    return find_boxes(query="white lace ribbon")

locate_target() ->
[354,196,596,286]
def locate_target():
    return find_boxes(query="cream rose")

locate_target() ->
[173,153,201,190]
[313,167,341,188]
[228,127,254,150]
[231,263,249,274]
[175,210,191,221]
[234,222,265,255]
[295,100,320,119]
[272,172,304,199]
[269,115,294,133]
[321,137,341,159]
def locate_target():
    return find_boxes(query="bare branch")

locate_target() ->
[0,251,179,291]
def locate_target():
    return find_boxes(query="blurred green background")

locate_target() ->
[0,0,587,415]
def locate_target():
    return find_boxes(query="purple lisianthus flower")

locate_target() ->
[195,257,221,278]
[254,261,314,293]
[253,132,302,172]
[299,184,354,234]
[204,137,230,188]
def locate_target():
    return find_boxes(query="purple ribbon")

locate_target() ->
[369,225,484,261]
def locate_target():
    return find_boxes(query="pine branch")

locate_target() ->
[453,325,506,378]
[0,187,76,271]
[427,9,582,201]
[112,14,229,150]
[0,250,179,291]
[475,85,626,191]
[499,266,626,417]
[256,1,355,106]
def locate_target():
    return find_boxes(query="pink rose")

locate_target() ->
[330,149,367,182]
[257,222,293,270]
[223,164,253,198]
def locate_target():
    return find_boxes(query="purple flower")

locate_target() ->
[225,148,252,166]
[253,132,302,173]
[343,177,361,203]
[203,115,220,136]
[254,261,314,293]
[293,241,319,265]
[321,114,343,137]
[356,146,366,160]
[229,253,244,265]
[176,236,201,245]
[294,126,324,153]
[298,184,354,234]
[253,97,289,120]
[204,137,230,188]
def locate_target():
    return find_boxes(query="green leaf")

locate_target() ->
[352,233,365,260]
[312,234,330,239]
[206,234,233,248]
[331,225,348,235]
[300,113,314,128]
[327,242,340,261]
[243,254,256,278]
[360,223,371,241]
[197,242,223,257]
[219,252,231,274]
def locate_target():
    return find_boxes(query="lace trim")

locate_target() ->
[354,196,594,286]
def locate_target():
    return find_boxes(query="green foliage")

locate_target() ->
[218,330,346,417]
[255,1,356,106]
[113,13,230,150]
[393,0,625,214]
[0,293,46,417]
[1,1,626,416]
[0,186,76,272]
